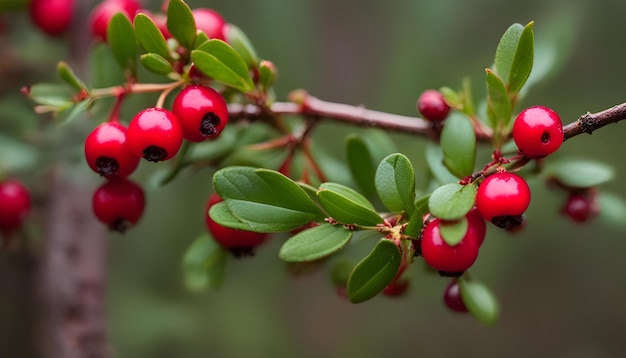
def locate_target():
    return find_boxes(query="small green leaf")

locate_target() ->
[375,153,416,214]
[167,0,196,50]
[494,23,524,84]
[507,22,534,94]
[194,32,210,49]
[225,23,259,67]
[347,239,402,303]
[459,278,500,325]
[429,183,477,221]
[441,113,476,178]
[107,12,138,78]
[404,194,430,238]
[0,134,38,173]
[486,69,512,143]
[598,192,626,230]
[425,142,459,185]
[439,218,468,246]
[191,40,254,93]
[258,60,277,90]
[57,62,87,92]
[182,233,228,292]
[440,87,461,109]
[140,53,173,75]
[134,13,171,60]
[209,201,258,231]
[225,199,317,232]
[546,160,614,188]
[461,77,476,116]
[317,183,383,226]
[279,224,352,262]
[27,83,74,107]
[55,99,91,125]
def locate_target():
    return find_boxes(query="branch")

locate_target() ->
[563,102,626,140]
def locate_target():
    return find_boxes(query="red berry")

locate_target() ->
[443,279,468,313]
[466,207,487,247]
[126,107,183,162]
[92,177,145,233]
[420,216,481,274]
[417,89,450,122]
[84,122,140,178]
[172,85,229,142]
[90,0,142,42]
[192,8,226,41]
[476,172,531,229]
[513,106,563,159]
[30,0,75,36]
[205,193,268,256]
[562,192,597,223]
[0,180,31,234]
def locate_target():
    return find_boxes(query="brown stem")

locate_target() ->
[563,102,626,140]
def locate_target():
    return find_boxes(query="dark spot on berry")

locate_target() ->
[110,218,131,233]
[229,247,256,258]
[142,146,167,162]
[438,270,465,278]
[200,112,221,137]
[95,157,119,176]
[540,131,550,144]
[491,214,525,231]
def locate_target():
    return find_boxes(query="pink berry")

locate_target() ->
[417,89,450,122]
[0,180,31,234]
[192,8,226,41]
[30,0,75,36]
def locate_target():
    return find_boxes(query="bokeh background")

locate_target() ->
[2,0,626,357]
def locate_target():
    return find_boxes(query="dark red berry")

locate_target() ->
[192,8,226,41]
[84,122,140,178]
[126,107,183,162]
[90,0,142,42]
[562,192,598,223]
[0,180,31,234]
[171,85,229,142]
[513,106,563,159]
[30,0,74,36]
[383,278,410,297]
[420,217,481,273]
[205,193,268,256]
[417,89,450,122]
[92,177,145,233]
[466,207,487,247]
[443,279,468,313]
[476,172,531,230]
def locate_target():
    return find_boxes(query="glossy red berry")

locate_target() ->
[513,106,563,159]
[417,89,450,122]
[476,172,531,229]
[126,107,183,162]
[0,180,31,234]
[443,279,468,313]
[172,85,229,142]
[92,177,145,233]
[420,216,482,274]
[562,192,598,223]
[205,193,268,256]
[30,0,75,36]
[192,8,226,41]
[466,207,487,247]
[90,0,142,42]
[84,122,140,178]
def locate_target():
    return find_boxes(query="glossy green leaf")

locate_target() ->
[225,23,259,67]
[225,199,318,232]
[546,160,614,188]
[375,153,416,214]
[107,12,137,78]
[167,0,196,50]
[425,142,459,185]
[486,69,512,142]
[0,134,38,173]
[191,40,254,93]
[55,99,91,125]
[279,224,352,262]
[317,183,383,226]
[404,194,430,238]
[57,61,87,92]
[27,83,73,107]
[508,22,534,94]
[347,239,402,303]
[194,32,210,49]
[208,201,258,231]
[134,13,171,60]
[494,23,523,84]
[140,53,173,75]
[182,233,228,291]
[429,183,477,221]
[439,218,468,246]
[460,278,500,325]
[346,135,376,196]
[441,113,476,178]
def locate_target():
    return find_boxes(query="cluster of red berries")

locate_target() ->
[0,179,31,240]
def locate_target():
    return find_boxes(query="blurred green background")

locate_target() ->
[2,0,626,357]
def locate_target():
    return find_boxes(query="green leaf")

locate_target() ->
[317,183,383,226]
[347,239,402,303]
[486,69,512,142]
[134,13,171,60]
[182,233,228,291]
[55,99,91,125]
[460,278,500,325]
[425,142,459,185]
[225,23,259,67]
[598,192,626,230]
[440,113,476,178]
[57,62,87,92]
[439,218,468,246]
[375,153,416,214]
[494,23,524,84]
[27,83,74,107]
[258,60,277,90]
[546,160,614,188]
[429,183,477,221]
[208,201,259,231]
[194,32,210,49]
[224,199,318,233]
[404,194,430,238]
[140,53,173,75]
[279,224,352,262]
[346,135,377,197]
[508,22,534,94]
[107,12,138,78]
[167,0,196,50]
[0,134,38,173]
[191,40,255,93]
